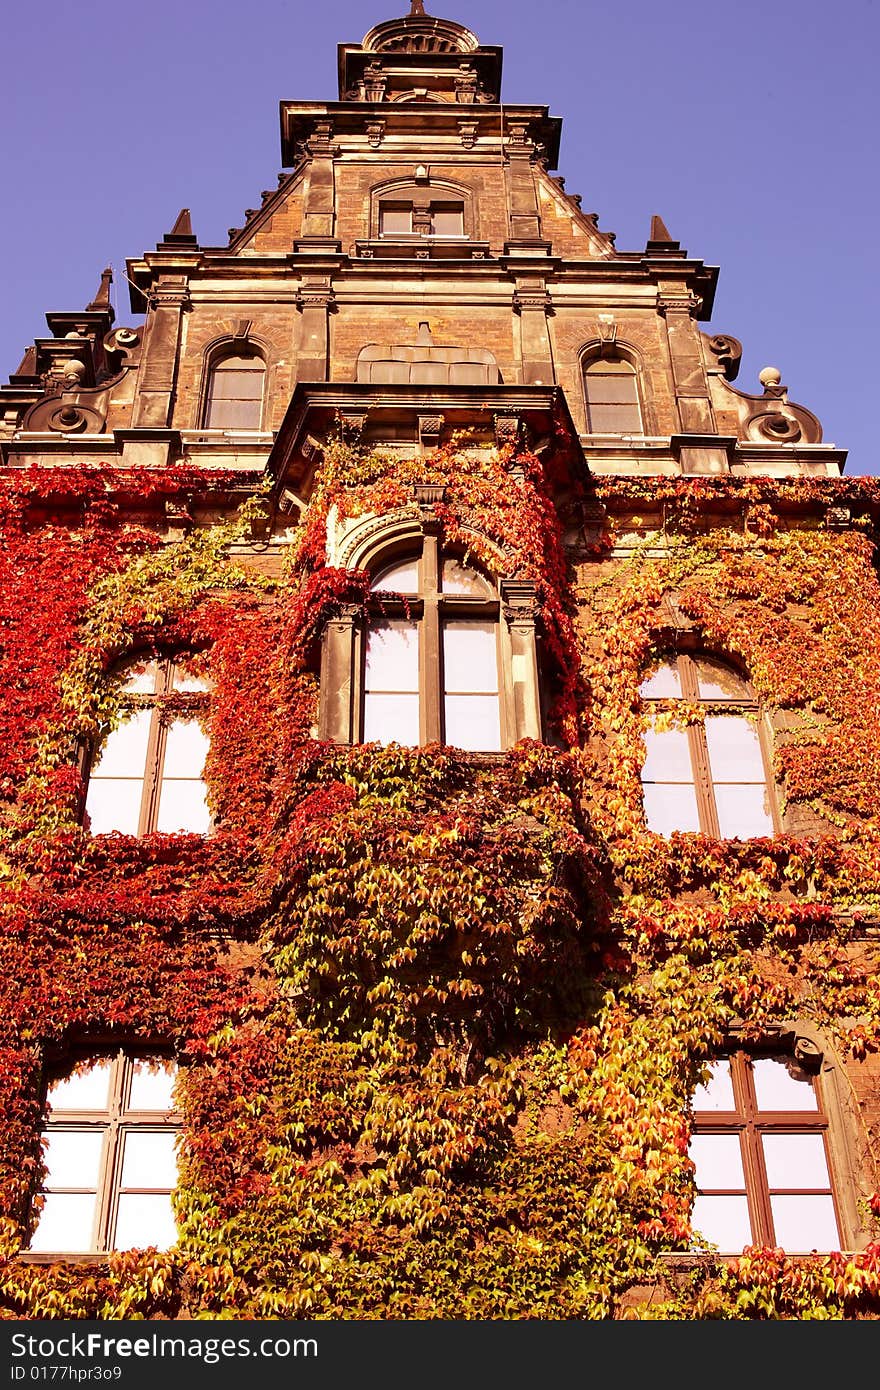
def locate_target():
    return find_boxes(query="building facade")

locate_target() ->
[1,5,880,1319]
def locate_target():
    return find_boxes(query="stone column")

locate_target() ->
[295,278,335,383]
[132,277,189,428]
[501,579,542,742]
[504,122,543,243]
[513,283,555,385]
[319,603,361,743]
[657,286,715,434]
[300,119,338,243]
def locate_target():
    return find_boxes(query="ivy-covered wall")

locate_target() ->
[2,449,880,1320]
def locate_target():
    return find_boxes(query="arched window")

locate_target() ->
[689,1050,842,1254]
[639,654,776,838]
[364,540,502,751]
[28,1050,179,1254]
[583,357,643,434]
[202,352,265,429]
[84,655,211,836]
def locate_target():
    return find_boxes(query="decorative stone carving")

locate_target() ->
[657,292,703,318]
[706,333,743,381]
[458,119,478,149]
[597,313,617,351]
[414,482,446,506]
[500,578,541,630]
[366,120,386,148]
[493,414,522,450]
[418,416,444,449]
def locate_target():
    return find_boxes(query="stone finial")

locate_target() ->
[159,208,198,249]
[759,366,782,388]
[650,214,674,243]
[646,214,682,255]
[410,0,426,13]
[86,267,115,323]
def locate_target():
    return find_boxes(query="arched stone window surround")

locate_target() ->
[319,512,541,749]
[198,335,270,431]
[638,648,780,839]
[578,339,653,437]
[370,176,476,241]
[688,1020,874,1254]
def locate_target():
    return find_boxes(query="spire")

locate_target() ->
[651,214,674,242]
[646,214,683,256]
[86,267,115,324]
[409,0,426,12]
[158,208,198,250]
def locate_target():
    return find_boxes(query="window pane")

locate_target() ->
[171,664,210,694]
[692,1060,736,1112]
[762,1133,831,1189]
[444,695,501,752]
[48,1060,113,1114]
[363,693,420,746]
[585,374,638,404]
[752,1057,818,1112]
[714,784,774,839]
[163,719,209,779]
[639,663,681,698]
[114,1193,178,1251]
[156,779,211,835]
[586,402,642,433]
[379,206,412,234]
[769,1195,840,1253]
[641,783,702,835]
[42,1130,104,1188]
[443,622,498,694]
[641,727,694,782]
[91,710,152,778]
[29,1193,97,1253]
[691,1195,752,1252]
[365,623,419,692]
[128,1060,177,1113]
[441,558,490,597]
[84,780,144,836]
[431,206,464,236]
[204,398,262,429]
[210,367,264,400]
[694,658,751,700]
[121,661,160,695]
[120,1131,178,1189]
[704,716,765,782]
[371,559,419,593]
[689,1133,746,1189]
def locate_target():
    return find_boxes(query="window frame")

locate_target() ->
[640,651,780,838]
[372,180,474,242]
[582,355,644,436]
[83,654,211,838]
[360,535,507,749]
[29,1048,180,1256]
[201,350,266,431]
[690,1049,844,1253]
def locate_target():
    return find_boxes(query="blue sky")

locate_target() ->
[2,0,876,473]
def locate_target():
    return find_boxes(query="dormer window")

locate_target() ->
[379,200,465,239]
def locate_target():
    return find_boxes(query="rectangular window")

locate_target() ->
[689,1053,842,1254]
[430,204,464,237]
[30,1052,179,1255]
[363,621,420,746]
[442,620,501,752]
[379,204,413,236]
